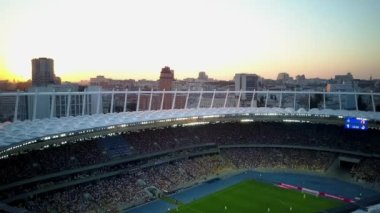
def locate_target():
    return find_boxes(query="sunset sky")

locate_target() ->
[1,0,379,82]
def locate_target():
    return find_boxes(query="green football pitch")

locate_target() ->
[168,180,343,213]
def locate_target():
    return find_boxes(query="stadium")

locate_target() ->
[0,89,380,213]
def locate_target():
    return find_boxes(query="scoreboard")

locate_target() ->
[344,117,368,130]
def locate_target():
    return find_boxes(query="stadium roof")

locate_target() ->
[0,107,379,150]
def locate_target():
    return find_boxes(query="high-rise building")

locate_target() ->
[277,72,291,81]
[32,57,57,87]
[234,73,262,100]
[198,71,208,81]
[159,66,174,91]
[139,66,185,110]
[158,66,174,109]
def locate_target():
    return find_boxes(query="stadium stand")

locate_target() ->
[0,121,379,212]
[97,135,135,158]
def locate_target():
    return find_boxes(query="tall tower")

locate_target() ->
[159,66,174,91]
[32,57,55,87]
[158,66,174,109]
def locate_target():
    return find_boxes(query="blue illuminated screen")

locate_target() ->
[344,117,368,130]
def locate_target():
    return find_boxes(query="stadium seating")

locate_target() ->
[0,121,379,212]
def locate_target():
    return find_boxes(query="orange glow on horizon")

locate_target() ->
[1,0,379,82]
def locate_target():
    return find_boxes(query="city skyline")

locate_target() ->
[1,0,380,82]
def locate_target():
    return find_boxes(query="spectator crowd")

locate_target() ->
[2,122,379,186]
[0,121,378,212]
[19,154,230,212]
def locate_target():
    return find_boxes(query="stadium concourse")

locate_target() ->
[0,118,379,212]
